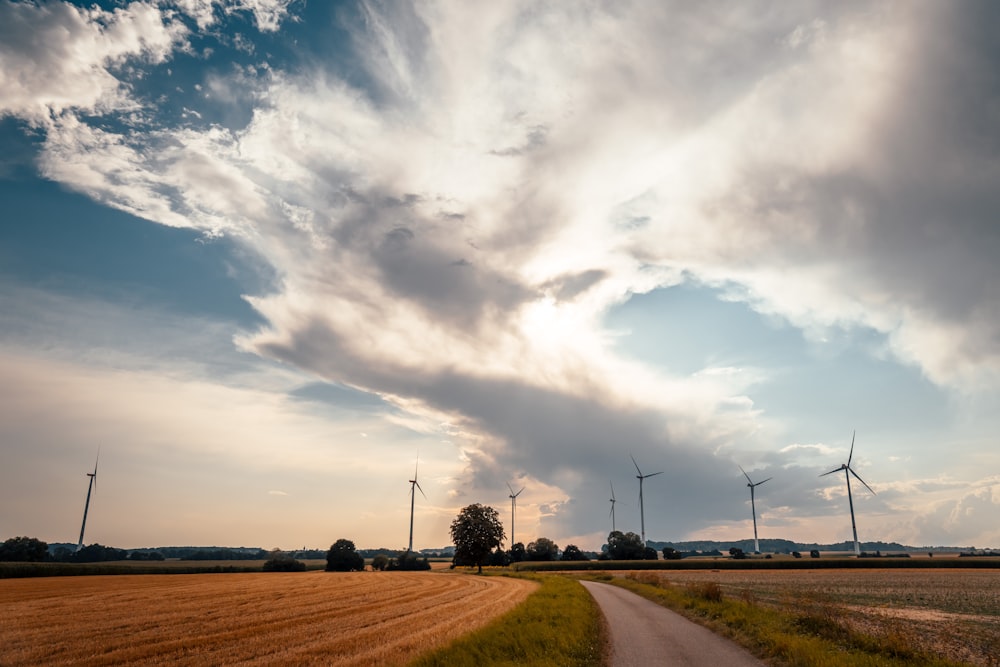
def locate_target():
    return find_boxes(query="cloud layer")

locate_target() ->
[3,0,999,547]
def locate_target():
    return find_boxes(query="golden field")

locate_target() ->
[0,571,536,666]
[624,568,1000,666]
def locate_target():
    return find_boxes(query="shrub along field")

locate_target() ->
[0,571,536,665]
[607,568,1000,667]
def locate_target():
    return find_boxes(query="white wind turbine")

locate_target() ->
[820,431,876,556]
[507,482,524,546]
[407,457,426,553]
[739,465,771,554]
[609,482,617,533]
[77,450,99,551]
[631,454,663,546]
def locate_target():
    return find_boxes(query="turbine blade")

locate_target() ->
[610,481,615,501]
[630,454,642,476]
[849,467,876,495]
[647,471,664,478]
[506,481,514,496]
[739,465,752,484]
[848,430,856,466]
[756,477,772,486]
[819,468,841,477]
[415,481,427,499]
[515,486,524,498]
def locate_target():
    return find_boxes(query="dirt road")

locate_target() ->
[581,581,766,667]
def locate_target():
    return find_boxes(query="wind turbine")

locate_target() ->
[631,454,663,546]
[609,482,617,533]
[77,450,99,551]
[820,431,876,556]
[739,465,771,554]
[507,482,524,546]
[407,456,426,553]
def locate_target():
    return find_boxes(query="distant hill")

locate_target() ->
[648,538,977,554]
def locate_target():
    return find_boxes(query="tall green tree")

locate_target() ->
[526,537,559,561]
[605,530,646,560]
[325,538,364,572]
[0,536,48,562]
[560,544,589,561]
[450,503,505,573]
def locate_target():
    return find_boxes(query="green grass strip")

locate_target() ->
[409,574,603,667]
[608,575,967,667]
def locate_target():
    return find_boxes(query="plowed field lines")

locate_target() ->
[0,571,536,665]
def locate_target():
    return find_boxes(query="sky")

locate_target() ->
[1,0,998,553]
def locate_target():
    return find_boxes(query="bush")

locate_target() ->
[263,551,306,572]
[387,550,431,571]
[371,554,389,571]
[326,539,365,572]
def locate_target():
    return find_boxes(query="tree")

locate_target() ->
[662,547,683,560]
[526,537,559,561]
[508,542,526,563]
[605,531,646,560]
[388,551,431,571]
[450,503,505,573]
[560,544,589,561]
[729,547,746,560]
[326,539,364,572]
[488,547,511,566]
[0,536,48,562]
[71,543,127,563]
[371,554,389,571]
[263,550,306,572]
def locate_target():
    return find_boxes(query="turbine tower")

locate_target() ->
[609,482,617,533]
[507,482,524,546]
[820,431,876,556]
[739,465,771,554]
[631,454,663,546]
[77,451,99,551]
[407,457,426,553]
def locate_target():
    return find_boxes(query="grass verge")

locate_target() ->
[409,574,604,667]
[607,573,968,667]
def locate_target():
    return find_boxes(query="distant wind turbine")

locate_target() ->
[820,431,876,556]
[631,454,663,546]
[739,465,771,554]
[609,482,617,533]
[77,450,99,551]
[507,482,524,546]
[407,456,426,553]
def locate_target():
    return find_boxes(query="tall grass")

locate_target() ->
[410,575,603,667]
[612,573,967,667]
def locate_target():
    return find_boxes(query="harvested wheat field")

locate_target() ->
[0,571,536,666]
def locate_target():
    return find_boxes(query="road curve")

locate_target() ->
[581,580,766,667]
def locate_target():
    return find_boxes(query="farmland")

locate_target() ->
[0,571,536,665]
[615,568,1000,666]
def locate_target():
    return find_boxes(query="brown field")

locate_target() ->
[623,568,1000,666]
[0,571,536,666]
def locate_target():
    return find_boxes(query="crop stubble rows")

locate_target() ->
[628,568,1000,666]
[0,571,536,665]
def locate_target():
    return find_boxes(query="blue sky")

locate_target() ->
[1,0,998,552]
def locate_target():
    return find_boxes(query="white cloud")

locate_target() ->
[0,1,187,124]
